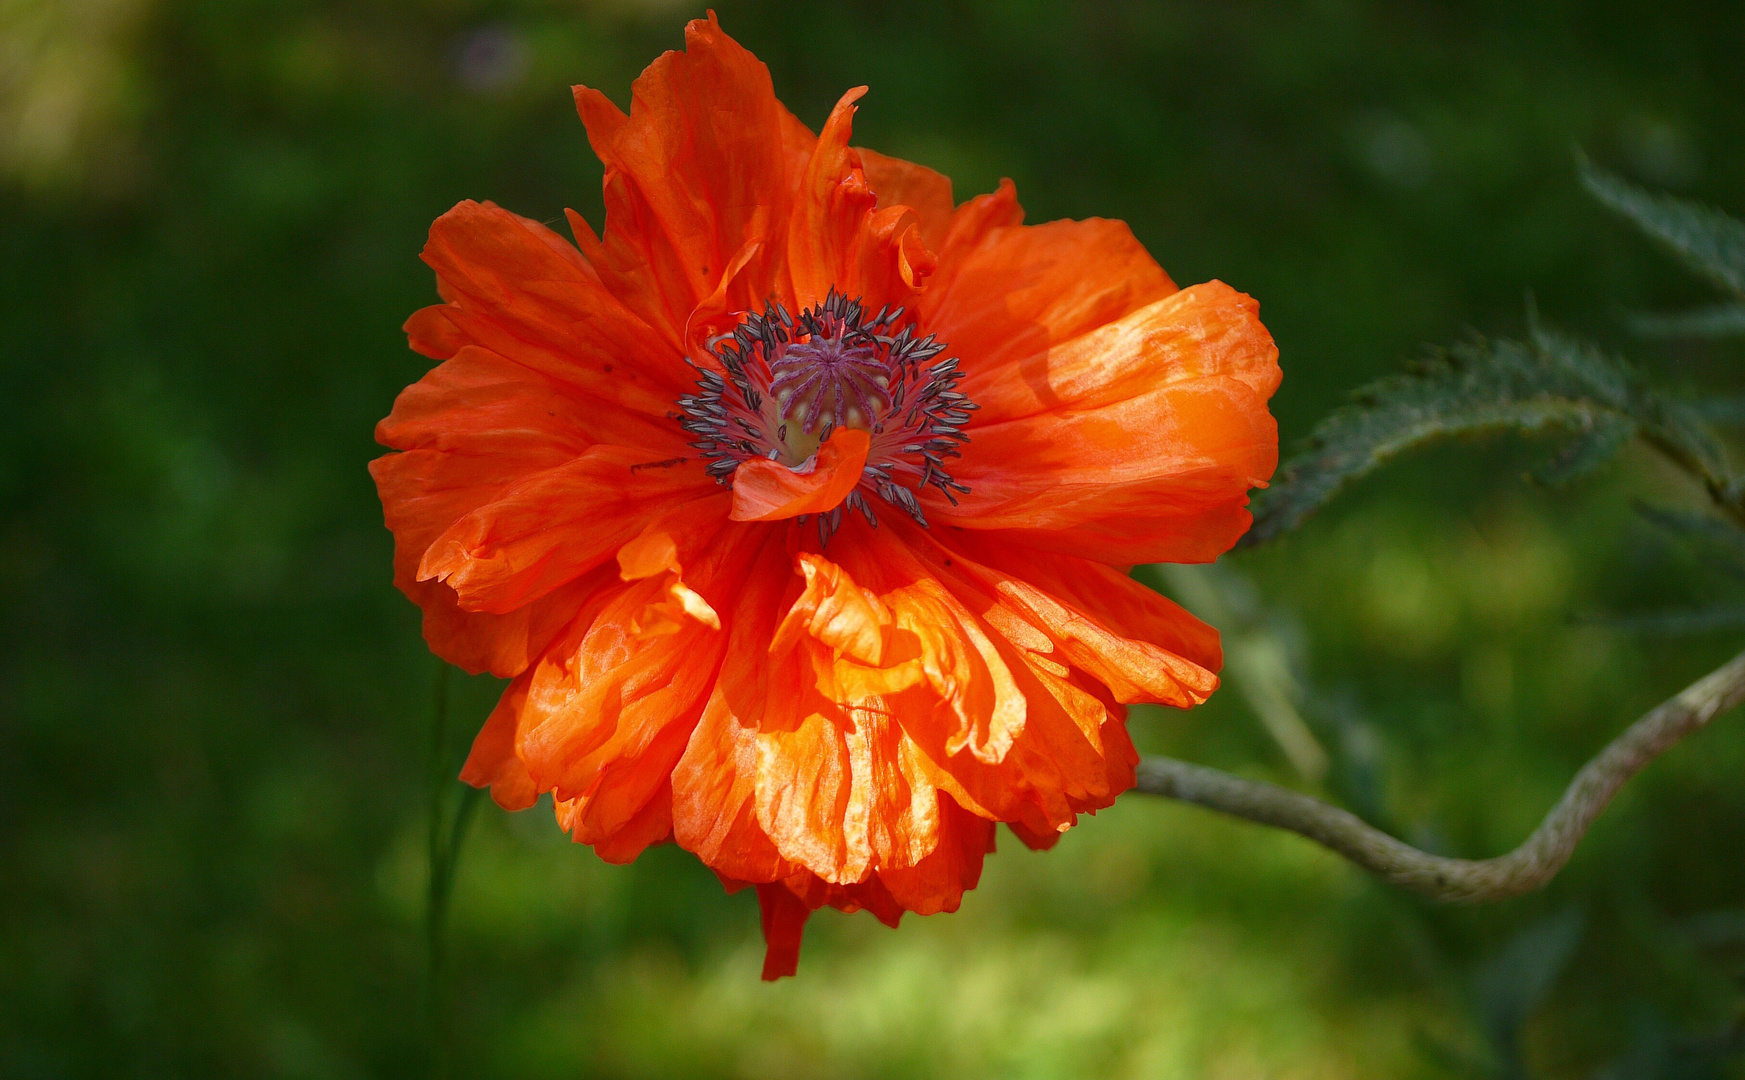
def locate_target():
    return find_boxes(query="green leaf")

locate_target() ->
[1632,500,1745,579]
[1244,334,1637,546]
[1628,302,1745,339]
[1531,412,1634,486]
[1690,396,1745,426]
[1580,160,1745,298]
[1633,500,1745,551]
[1529,320,1731,486]
[1592,606,1745,635]
[1474,908,1586,1071]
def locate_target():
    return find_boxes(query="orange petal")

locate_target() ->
[417,447,716,614]
[405,304,467,360]
[924,179,1024,301]
[947,532,1223,673]
[929,281,1281,564]
[825,523,1028,765]
[682,536,948,887]
[512,522,749,804]
[370,348,658,677]
[577,778,674,864]
[787,87,874,310]
[418,201,691,404]
[616,499,734,633]
[877,794,996,913]
[906,524,1218,709]
[669,532,797,883]
[570,13,813,342]
[476,523,763,862]
[857,147,955,249]
[754,635,940,883]
[459,673,539,810]
[769,552,889,666]
[376,344,677,458]
[820,518,1168,833]
[919,216,1178,419]
[727,427,870,522]
[784,90,940,315]
[1006,818,1065,851]
[858,204,939,308]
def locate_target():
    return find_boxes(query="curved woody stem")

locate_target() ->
[1133,648,1745,902]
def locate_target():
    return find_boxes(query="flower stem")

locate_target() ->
[1133,648,1745,901]
[424,661,481,1078]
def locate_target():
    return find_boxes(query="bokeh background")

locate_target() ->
[4,0,1743,1076]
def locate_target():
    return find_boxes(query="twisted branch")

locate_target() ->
[1133,649,1745,901]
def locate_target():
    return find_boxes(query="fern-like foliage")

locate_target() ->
[1628,303,1745,339]
[1634,500,1745,580]
[1244,327,1646,546]
[1595,606,1745,635]
[1580,159,1745,299]
[1242,166,1745,548]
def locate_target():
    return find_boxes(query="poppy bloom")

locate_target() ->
[372,15,1279,979]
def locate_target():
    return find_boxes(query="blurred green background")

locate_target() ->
[3,0,1743,1076]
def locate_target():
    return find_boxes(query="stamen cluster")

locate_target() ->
[678,290,975,542]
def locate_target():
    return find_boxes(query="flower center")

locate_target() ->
[677,289,975,542]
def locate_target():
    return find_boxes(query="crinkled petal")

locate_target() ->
[786,89,937,315]
[463,519,761,861]
[932,281,1281,564]
[571,778,675,864]
[919,216,1178,416]
[570,12,815,343]
[754,635,940,882]
[816,519,1201,836]
[729,428,871,522]
[946,531,1223,673]
[857,147,955,249]
[417,448,717,614]
[669,531,799,884]
[417,201,693,402]
[370,346,664,675]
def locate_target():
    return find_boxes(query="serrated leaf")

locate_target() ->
[1632,500,1745,579]
[1532,412,1634,486]
[1592,606,1745,635]
[1633,500,1745,550]
[1628,302,1745,339]
[1690,396,1745,425]
[1244,335,1637,546]
[1530,321,1732,485]
[1581,160,1745,298]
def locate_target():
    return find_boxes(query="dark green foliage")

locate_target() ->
[1604,502,1745,633]
[1245,330,1644,545]
[1594,607,1745,634]
[1628,304,1745,339]
[1474,910,1588,1080]
[1691,397,1745,425]
[1530,413,1636,486]
[1581,160,1745,299]
[1634,501,1745,576]
[1248,179,1745,547]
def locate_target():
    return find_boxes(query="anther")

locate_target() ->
[674,293,974,541]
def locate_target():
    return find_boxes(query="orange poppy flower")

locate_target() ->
[372,14,1279,979]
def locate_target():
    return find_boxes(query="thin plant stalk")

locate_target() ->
[424,661,482,1078]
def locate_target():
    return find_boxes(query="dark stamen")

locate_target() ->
[674,293,973,543]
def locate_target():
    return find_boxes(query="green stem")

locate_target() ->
[423,661,481,1079]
